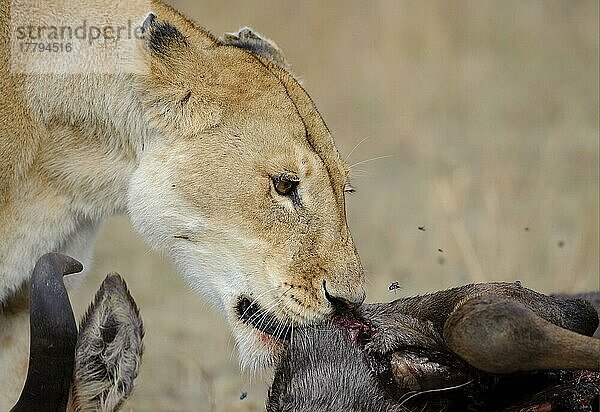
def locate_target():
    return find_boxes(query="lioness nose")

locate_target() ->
[323,280,365,313]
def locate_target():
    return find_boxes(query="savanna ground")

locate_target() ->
[70,1,599,410]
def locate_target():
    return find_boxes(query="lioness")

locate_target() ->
[0,0,364,405]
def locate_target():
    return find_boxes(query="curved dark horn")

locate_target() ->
[443,295,600,374]
[11,253,83,412]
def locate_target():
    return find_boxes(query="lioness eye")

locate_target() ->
[273,176,299,196]
[344,183,356,194]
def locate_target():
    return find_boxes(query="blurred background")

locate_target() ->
[70,1,599,410]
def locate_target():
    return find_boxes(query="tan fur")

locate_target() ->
[0,287,29,408]
[0,0,364,398]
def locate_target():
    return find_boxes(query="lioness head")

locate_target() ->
[127,13,364,367]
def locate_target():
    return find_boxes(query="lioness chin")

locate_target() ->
[0,0,365,399]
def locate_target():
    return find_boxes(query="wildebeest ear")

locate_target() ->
[220,27,291,71]
[69,274,144,412]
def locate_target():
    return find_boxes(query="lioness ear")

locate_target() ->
[220,27,291,72]
[140,12,189,57]
[70,274,144,412]
[137,13,221,135]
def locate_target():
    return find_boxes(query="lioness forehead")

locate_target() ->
[214,44,350,197]
[142,13,350,194]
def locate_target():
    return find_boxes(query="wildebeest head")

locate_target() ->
[10,253,144,412]
[267,282,600,411]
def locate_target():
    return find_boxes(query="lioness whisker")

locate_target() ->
[397,379,474,409]
[349,154,395,169]
[227,285,280,356]
[244,287,291,327]
[238,286,280,321]
[344,136,371,162]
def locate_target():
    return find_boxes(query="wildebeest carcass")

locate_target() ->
[9,253,144,412]
[268,282,600,411]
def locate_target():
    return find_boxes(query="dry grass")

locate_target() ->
[70,1,598,410]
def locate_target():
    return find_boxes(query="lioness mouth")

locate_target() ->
[236,296,292,341]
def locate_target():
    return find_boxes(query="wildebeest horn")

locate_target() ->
[10,253,83,412]
[443,294,600,374]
